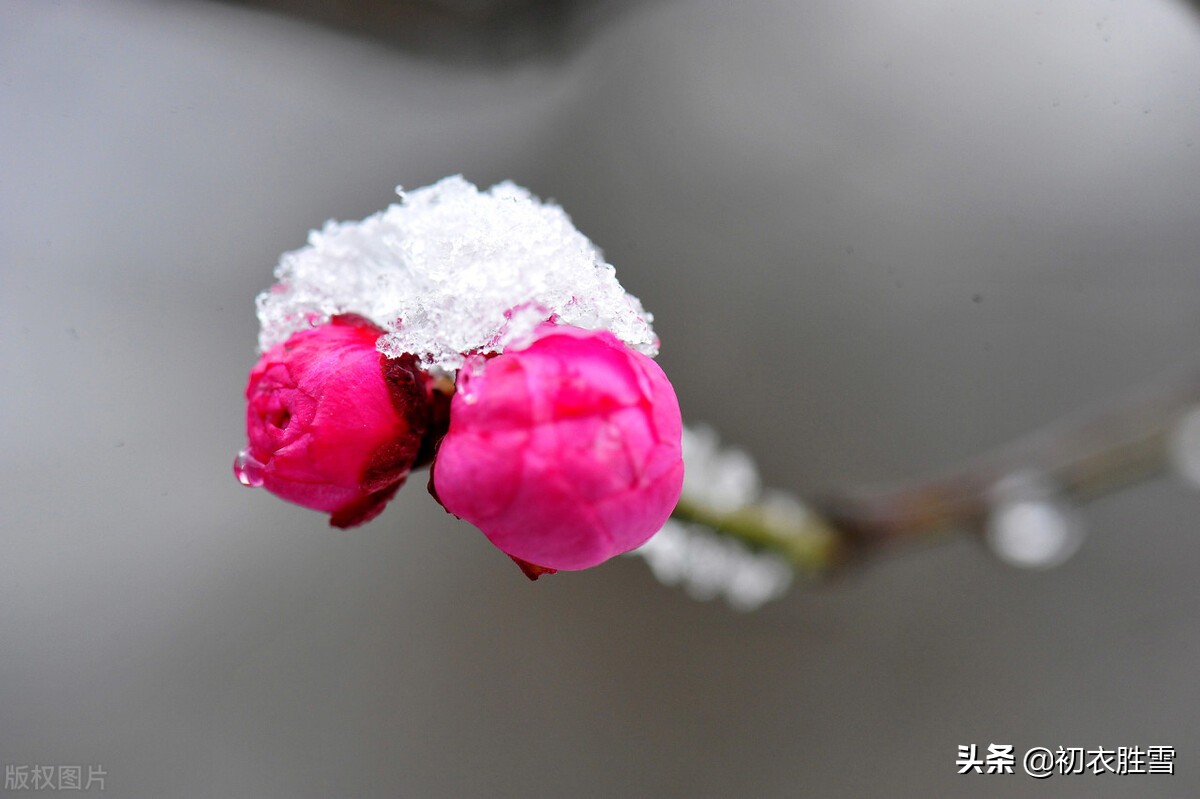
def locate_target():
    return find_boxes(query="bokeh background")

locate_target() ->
[4,1,1200,796]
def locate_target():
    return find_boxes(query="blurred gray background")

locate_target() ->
[4,0,1200,796]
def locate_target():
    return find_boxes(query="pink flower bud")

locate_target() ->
[431,324,684,571]
[236,314,437,528]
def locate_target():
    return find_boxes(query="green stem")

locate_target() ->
[670,496,843,573]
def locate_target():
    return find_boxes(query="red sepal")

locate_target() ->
[509,556,558,581]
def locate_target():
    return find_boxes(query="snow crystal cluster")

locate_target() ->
[676,425,762,513]
[635,520,794,612]
[256,176,658,373]
[630,426,796,611]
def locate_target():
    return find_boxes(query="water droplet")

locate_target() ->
[984,473,1084,569]
[454,355,487,405]
[1169,406,1200,489]
[457,376,479,405]
[987,498,1083,569]
[234,449,265,487]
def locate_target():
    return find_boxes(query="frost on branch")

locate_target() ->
[630,426,798,611]
[637,520,794,612]
[677,425,761,513]
[256,176,658,373]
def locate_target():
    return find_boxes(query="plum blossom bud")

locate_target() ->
[431,324,685,571]
[235,314,439,528]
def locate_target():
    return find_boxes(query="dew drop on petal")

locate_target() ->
[234,449,265,487]
[454,357,487,405]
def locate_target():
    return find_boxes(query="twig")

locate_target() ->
[676,363,1200,575]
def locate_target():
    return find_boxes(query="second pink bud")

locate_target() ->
[431,324,685,571]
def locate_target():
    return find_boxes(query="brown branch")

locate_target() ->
[680,363,1200,574]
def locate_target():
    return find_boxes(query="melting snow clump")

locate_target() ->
[256,176,658,373]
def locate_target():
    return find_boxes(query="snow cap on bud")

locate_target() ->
[236,314,438,528]
[431,324,684,571]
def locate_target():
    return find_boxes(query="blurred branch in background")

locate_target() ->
[211,0,641,62]
[638,363,1200,609]
[212,0,1200,62]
